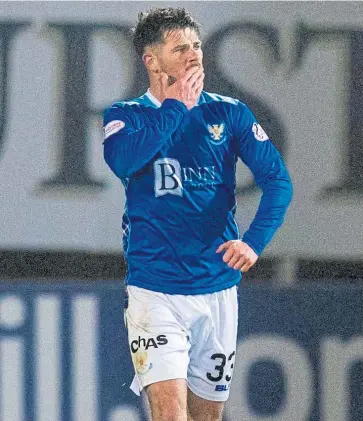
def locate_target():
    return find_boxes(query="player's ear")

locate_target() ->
[143,52,160,74]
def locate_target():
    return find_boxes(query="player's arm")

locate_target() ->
[217,102,293,272]
[103,67,204,179]
[235,102,293,256]
[103,99,187,178]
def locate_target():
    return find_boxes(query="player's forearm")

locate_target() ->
[104,99,188,178]
[242,159,293,255]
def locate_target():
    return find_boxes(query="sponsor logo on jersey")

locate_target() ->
[103,120,125,140]
[252,123,269,141]
[207,123,227,145]
[154,158,183,197]
[130,334,168,353]
[215,384,230,391]
[134,351,153,375]
[154,158,217,197]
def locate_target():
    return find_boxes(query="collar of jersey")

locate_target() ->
[146,88,201,108]
[146,89,162,107]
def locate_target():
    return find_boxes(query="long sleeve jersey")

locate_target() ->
[103,90,293,294]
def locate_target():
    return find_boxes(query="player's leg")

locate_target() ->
[145,379,188,421]
[186,286,238,419]
[187,388,224,421]
[125,285,191,421]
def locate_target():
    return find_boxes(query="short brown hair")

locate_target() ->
[132,7,201,58]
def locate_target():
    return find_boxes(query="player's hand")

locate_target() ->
[160,66,204,110]
[216,240,258,273]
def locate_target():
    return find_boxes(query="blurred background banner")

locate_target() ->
[0,1,362,282]
[0,282,362,421]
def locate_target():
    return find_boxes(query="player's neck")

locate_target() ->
[148,80,164,105]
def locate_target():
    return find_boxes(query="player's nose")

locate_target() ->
[187,46,200,60]
[187,55,201,68]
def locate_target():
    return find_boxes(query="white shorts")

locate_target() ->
[125,284,238,402]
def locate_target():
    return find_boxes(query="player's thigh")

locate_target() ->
[187,388,224,421]
[145,379,188,421]
[187,286,238,402]
[126,286,190,393]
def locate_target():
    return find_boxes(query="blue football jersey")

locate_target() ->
[103,90,293,294]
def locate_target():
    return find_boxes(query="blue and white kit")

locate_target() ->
[104,90,293,295]
[103,90,293,400]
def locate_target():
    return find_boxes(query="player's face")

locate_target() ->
[156,28,203,81]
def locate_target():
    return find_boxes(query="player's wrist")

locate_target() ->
[240,237,261,256]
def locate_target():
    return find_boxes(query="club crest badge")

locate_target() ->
[134,351,153,375]
[207,123,227,145]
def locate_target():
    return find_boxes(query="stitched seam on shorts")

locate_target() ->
[128,285,170,306]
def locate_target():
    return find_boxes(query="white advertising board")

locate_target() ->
[0,2,362,258]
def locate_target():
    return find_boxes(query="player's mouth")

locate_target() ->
[186,63,202,71]
[167,64,202,85]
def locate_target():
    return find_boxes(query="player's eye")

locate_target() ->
[174,45,188,52]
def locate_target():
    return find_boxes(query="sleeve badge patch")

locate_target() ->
[104,120,125,140]
[252,123,269,141]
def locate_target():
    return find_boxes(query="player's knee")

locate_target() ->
[190,413,223,421]
[188,406,223,421]
[146,380,187,421]
[187,391,224,421]
[153,403,185,421]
